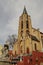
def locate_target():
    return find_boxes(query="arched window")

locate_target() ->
[21,21,23,29]
[35,44,37,51]
[26,20,28,28]
[41,36,43,47]
[21,31,23,39]
[21,46,23,53]
[26,47,29,54]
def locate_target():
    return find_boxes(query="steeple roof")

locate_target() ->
[23,6,27,14]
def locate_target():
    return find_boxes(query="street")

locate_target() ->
[0,62,10,65]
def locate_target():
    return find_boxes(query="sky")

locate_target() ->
[0,0,43,45]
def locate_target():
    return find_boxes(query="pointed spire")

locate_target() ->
[23,6,27,14]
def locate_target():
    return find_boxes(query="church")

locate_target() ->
[13,7,43,56]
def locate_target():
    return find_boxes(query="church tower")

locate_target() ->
[18,6,33,54]
[18,6,32,41]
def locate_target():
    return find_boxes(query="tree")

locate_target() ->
[6,34,17,50]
